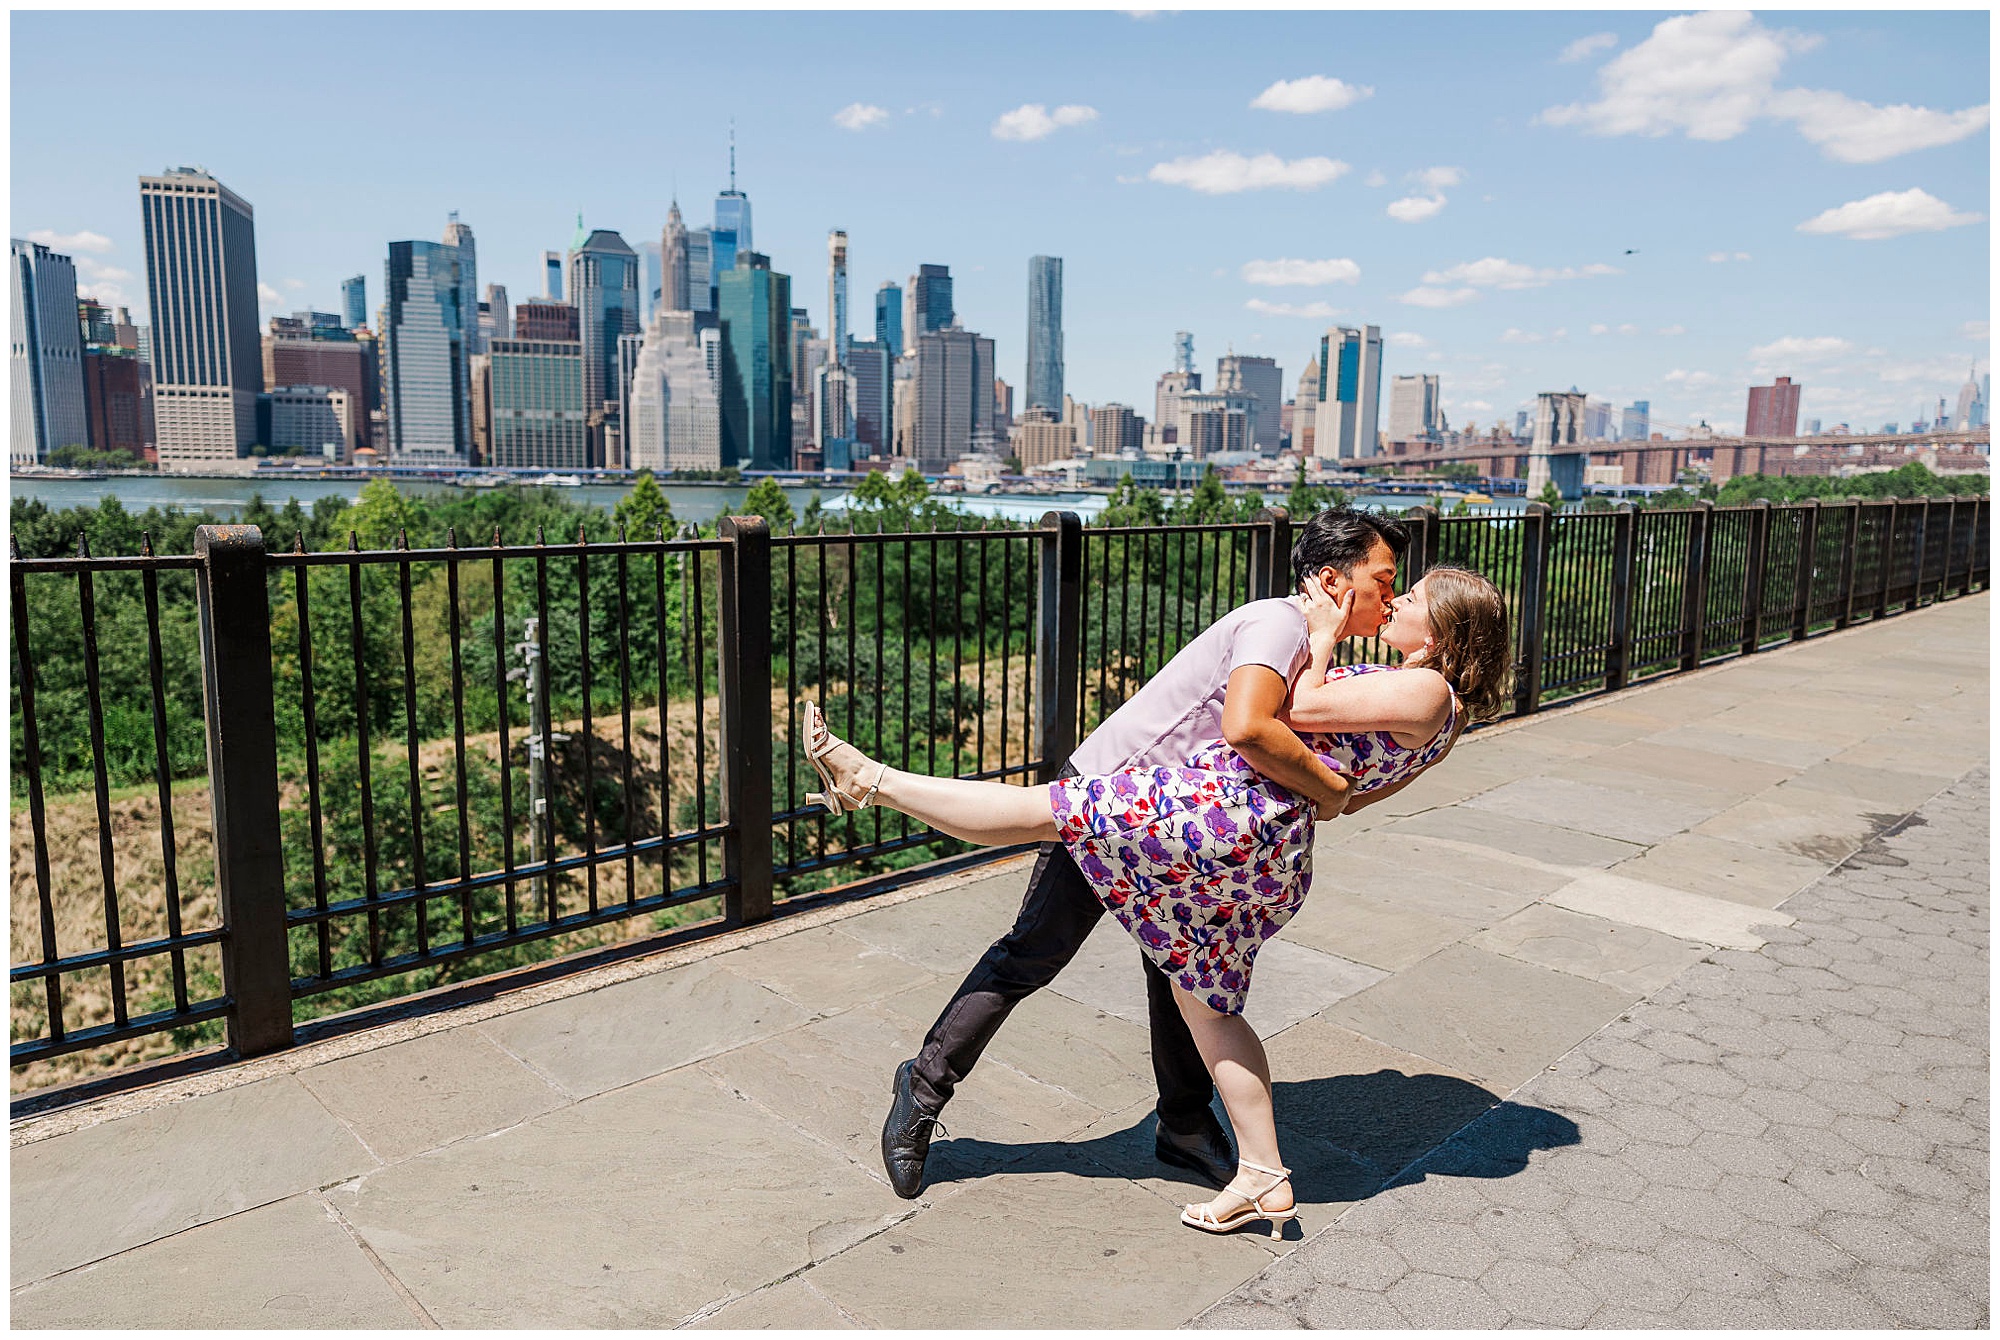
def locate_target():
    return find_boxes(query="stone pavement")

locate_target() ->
[9,593,1986,1328]
[1196,769,1990,1330]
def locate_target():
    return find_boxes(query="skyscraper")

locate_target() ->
[10,238,88,464]
[480,283,510,353]
[569,228,641,416]
[911,264,953,336]
[381,238,472,462]
[875,281,903,357]
[1745,376,1801,438]
[341,274,367,330]
[1173,331,1195,376]
[1025,255,1064,414]
[687,229,715,315]
[442,213,480,354]
[1953,367,1983,430]
[1621,400,1651,441]
[847,338,890,456]
[542,250,563,301]
[1217,353,1282,451]
[712,129,752,279]
[826,230,850,364]
[626,308,721,474]
[1386,373,1442,444]
[661,200,691,312]
[264,315,373,451]
[717,252,791,470]
[138,168,263,468]
[636,240,662,325]
[1292,359,1319,454]
[1313,324,1384,461]
[912,325,995,471]
[488,337,586,469]
[817,230,856,463]
[1155,366,1199,441]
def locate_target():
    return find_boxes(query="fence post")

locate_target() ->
[1402,505,1439,584]
[1740,500,1771,656]
[1250,506,1291,600]
[1606,503,1637,691]
[1678,500,1713,671]
[717,515,773,927]
[1938,497,1959,603]
[193,524,293,1058]
[1907,498,1932,610]
[1035,511,1084,783]
[1512,501,1552,716]
[1978,499,1992,592]
[1834,499,1861,629]
[1790,499,1819,641]
[1874,499,1898,620]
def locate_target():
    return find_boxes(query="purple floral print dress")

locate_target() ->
[1050,664,1459,1015]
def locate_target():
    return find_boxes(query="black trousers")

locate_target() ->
[908,780,1216,1132]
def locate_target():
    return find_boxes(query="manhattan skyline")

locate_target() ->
[11,9,1989,438]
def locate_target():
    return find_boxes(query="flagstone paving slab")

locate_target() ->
[1282,888,1481,972]
[1385,806,1648,871]
[1461,776,1720,845]
[687,1277,860,1329]
[1472,903,1711,995]
[7,1195,418,1329]
[1568,740,1799,794]
[710,923,937,1015]
[1546,872,1796,951]
[1692,791,1896,865]
[11,1076,377,1287]
[1774,760,1954,812]
[1610,832,1845,909]
[833,869,1029,974]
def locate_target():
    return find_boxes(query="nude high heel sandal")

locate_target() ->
[1180,1158,1297,1240]
[801,701,886,814]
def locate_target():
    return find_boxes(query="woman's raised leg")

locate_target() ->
[814,721,1059,847]
[1173,988,1294,1219]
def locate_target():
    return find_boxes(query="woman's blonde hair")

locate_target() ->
[1407,566,1511,721]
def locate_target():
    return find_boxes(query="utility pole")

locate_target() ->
[506,616,569,906]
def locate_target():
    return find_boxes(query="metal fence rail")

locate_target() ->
[10,495,1990,1077]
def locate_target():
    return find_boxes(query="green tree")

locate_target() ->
[612,470,677,539]
[741,478,796,533]
[1287,460,1323,519]
[1537,481,1564,509]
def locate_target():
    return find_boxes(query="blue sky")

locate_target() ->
[12,9,1990,435]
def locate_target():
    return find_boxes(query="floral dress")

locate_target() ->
[1049,663,1459,1015]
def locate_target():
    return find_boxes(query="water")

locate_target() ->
[7,473,1527,528]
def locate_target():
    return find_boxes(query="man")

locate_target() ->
[882,506,1409,1198]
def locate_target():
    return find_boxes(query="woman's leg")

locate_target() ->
[817,733,1059,847]
[1172,988,1294,1215]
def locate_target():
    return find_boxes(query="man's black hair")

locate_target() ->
[1289,506,1410,590]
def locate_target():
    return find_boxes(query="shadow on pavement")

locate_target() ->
[925,1069,1581,1205]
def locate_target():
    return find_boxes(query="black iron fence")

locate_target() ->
[10,496,1989,1079]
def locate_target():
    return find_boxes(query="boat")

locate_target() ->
[530,473,584,488]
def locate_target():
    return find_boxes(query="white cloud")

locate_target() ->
[1963,320,1990,341]
[1659,324,1688,335]
[1413,165,1465,192]
[284,277,306,290]
[257,282,285,305]
[1250,75,1373,114]
[1559,32,1619,63]
[1148,150,1348,194]
[1363,169,1388,188]
[1399,286,1479,308]
[1588,324,1608,336]
[1386,195,1447,223]
[1766,88,1990,164]
[1749,335,1854,363]
[27,228,115,254]
[71,256,135,304]
[1245,299,1341,319]
[1386,331,1430,348]
[1502,328,1545,344]
[1664,368,1720,388]
[1706,250,1753,262]
[992,103,1099,142]
[1240,257,1361,286]
[834,102,891,131]
[1420,257,1621,289]
[1588,323,1640,336]
[1797,188,1985,241]
[1541,11,1987,164]
[75,258,132,283]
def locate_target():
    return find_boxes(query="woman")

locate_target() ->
[803,565,1511,1237]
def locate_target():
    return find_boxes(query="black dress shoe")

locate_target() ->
[1154,1111,1235,1189]
[881,1059,945,1199]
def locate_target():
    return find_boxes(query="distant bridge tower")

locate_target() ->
[1528,390,1587,499]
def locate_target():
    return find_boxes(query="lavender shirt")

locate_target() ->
[1069,597,1311,775]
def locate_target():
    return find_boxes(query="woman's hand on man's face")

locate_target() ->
[1301,579,1359,652]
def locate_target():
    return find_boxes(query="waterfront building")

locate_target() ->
[381,238,472,462]
[10,238,88,464]
[542,250,563,301]
[1293,359,1319,455]
[911,263,953,336]
[341,274,367,329]
[661,200,691,312]
[515,300,578,341]
[569,228,641,425]
[1745,376,1801,438]
[790,310,819,393]
[487,337,586,469]
[912,324,995,472]
[442,214,480,355]
[1064,392,1091,452]
[816,231,856,464]
[717,251,792,470]
[264,317,373,450]
[82,347,146,456]
[1217,353,1282,451]
[687,229,714,315]
[994,376,1013,441]
[625,308,721,474]
[1386,373,1441,444]
[470,354,491,463]
[267,384,356,461]
[1089,402,1142,456]
[1313,324,1383,461]
[618,330,646,455]
[847,338,890,455]
[77,296,115,346]
[1154,367,1200,442]
[137,168,262,468]
[1622,400,1650,442]
[875,281,903,357]
[479,283,510,351]
[1015,404,1073,469]
[1025,254,1064,413]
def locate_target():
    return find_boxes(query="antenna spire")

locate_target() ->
[729,120,737,191]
